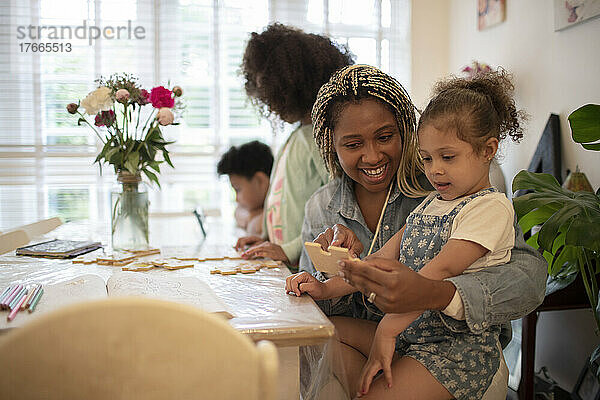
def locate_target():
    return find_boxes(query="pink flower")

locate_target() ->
[156,107,174,126]
[150,86,174,108]
[115,89,130,103]
[137,89,150,105]
[94,110,116,127]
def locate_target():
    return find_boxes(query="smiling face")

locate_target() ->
[333,99,402,196]
[418,123,497,201]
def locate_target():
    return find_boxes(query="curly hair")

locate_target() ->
[217,140,274,179]
[312,64,428,199]
[418,69,527,153]
[241,23,354,123]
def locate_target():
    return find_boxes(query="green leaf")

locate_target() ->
[125,151,139,174]
[545,273,577,295]
[512,171,562,194]
[568,104,600,149]
[591,344,600,368]
[149,161,161,173]
[163,150,174,168]
[142,168,160,188]
[77,117,86,126]
[525,231,540,250]
[582,143,600,151]
[537,204,580,252]
[549,243,576,276]
[517,204,560,235]
[566,213,600,251]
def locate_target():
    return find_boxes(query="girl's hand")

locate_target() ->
[357,327,396,396]
[285,272,327,299]
[314,224,364,258]
[235,235,265,251]
[241,242,290,264]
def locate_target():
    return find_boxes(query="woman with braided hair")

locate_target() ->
[235,23,354,267]
[285,65,547,399]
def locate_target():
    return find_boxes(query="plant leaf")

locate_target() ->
[125,151,139,174]
[512,171,563,194]
[162,150,174,168]
[549,243,576,276]
[566,213,600,251]
[517,204,560,235]
[545,273,577,295]
[537,204,580,252]
[142,168,160,188]
[568,104,600,148]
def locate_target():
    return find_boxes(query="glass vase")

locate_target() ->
[111,171,149,251]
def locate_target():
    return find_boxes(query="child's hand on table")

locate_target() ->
[285,272,328,299]
[241,241,290,264]
[235,235,265,251]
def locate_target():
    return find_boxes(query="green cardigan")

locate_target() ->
[262,124,329,266]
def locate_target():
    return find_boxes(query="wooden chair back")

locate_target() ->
[0,297,278,400]
[0,230,29,255]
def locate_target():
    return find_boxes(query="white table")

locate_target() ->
[0,216,335,400]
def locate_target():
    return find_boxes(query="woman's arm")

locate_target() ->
[339,223,547,331]
[445,222,547,331]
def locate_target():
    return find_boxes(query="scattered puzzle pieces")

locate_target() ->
[304,242,359,275]
[208,258,281,276]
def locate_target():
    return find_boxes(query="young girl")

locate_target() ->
[235,23,353,267]
[286,65,528,399]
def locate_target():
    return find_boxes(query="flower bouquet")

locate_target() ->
[461,61,493,78]
[67,74,183,250]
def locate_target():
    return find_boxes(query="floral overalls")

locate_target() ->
[395,188,502,399]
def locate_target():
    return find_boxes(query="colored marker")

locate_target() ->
[28,287,44,313]
[7,292,28,322]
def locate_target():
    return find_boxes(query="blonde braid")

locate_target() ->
[312,64,429,198]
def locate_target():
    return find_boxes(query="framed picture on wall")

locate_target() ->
[572,359,600,400]
[554,0,600,31]
[478,0,506,30]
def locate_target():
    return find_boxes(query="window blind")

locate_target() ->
[0,0,410,230]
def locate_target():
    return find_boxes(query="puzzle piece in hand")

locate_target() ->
[304,242,359,275]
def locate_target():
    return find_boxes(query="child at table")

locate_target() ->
[217,140,273,236]
[287,66,527,399]
[234,23,353,266]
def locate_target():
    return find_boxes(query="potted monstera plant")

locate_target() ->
[512,104,600,376]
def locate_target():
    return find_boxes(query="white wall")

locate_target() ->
[446,0,600,192]
[411,0,600,390]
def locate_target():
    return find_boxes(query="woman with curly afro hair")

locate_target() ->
[235,23,354,268]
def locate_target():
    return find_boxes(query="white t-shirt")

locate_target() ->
[421,190,515,320]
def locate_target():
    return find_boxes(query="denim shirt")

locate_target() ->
[300,174,547,341]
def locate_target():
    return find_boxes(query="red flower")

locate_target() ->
[94,110,116,127]
[137,89,150,105]
[149,86,174,108]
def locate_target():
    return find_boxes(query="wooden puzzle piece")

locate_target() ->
[172,256,199,261]
[304,242,359,275]
[122,262,156,272]
[97,253,136,265]
[125,248,161,257]
[72,256,97,264]
[240,265,259,274]
[162,262,194,270]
